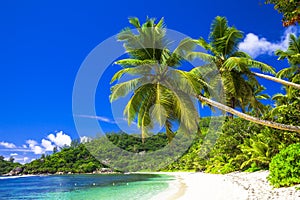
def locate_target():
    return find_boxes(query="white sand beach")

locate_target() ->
[151,171,300,200]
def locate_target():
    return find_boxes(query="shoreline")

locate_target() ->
[153,171,300,200]
[3,171,300,199]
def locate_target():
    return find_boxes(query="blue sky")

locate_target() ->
[0,0,298,163]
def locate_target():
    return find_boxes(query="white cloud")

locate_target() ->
[26,139,44,154]
[13,156,30,164]
[75,114,116,124]
[118,117,138,126]
[0,148,33,152]
[80,136,92,143]
[239,27,299,58]
[1,131,72,156]
[41,139,55,151]
[0,141,16,149]
[33,146,44,154]
[23,157,29,163]
[47,131,71,148]
[26,140,38,148]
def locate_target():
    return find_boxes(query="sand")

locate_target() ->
[151,171,300,200]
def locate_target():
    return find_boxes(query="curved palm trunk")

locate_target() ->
[197,95,300,133]
[253,72,300,90]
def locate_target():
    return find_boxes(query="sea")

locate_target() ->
[0,174,174,200]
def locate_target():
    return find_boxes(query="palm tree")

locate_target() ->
[111,17,300,138]
[276,34,300,89]
[249,33,300,90]
[253,72,300,90]
[110,17,205,141]
[246,85,270,116]
[196,95,300,132]
[268,34,300,118]
[187,16,300,132]
[187,16,275,115]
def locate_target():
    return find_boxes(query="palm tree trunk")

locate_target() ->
[253,72,300,90]
[197,95,300,133]
[228,98,235,119]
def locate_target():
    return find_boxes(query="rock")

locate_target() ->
[8,167,23,176]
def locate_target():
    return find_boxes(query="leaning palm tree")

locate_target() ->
[186,16,300,132]
[111,17,300,138]
[187,16,275,115]
[251,34,300,90]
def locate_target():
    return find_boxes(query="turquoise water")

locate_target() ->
[0,174,174,200]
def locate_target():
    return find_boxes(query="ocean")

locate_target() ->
[0,174,173,200]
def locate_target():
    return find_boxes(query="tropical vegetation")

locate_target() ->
[4,8,299,189]
[265,0,300,26]
[108,15,300,187]
[0,156,21,175]
[268,143,300,187]
[22,143,106,174]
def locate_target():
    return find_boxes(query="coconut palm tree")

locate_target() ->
[187,16,275,115]
[276,34,300,79]
[110,17,206,141]
[268,34,300,118]
[245,33,300,90]
[276,34,300,92]
[252,72,300,89]
[110,17,300,138]
[246,85,270,116]
[186,16,300,132]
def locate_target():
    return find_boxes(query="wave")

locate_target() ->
[0,175,38,180]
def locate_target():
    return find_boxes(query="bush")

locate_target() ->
[268,143,300,187]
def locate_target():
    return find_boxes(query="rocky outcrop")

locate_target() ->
[7,167,23,176]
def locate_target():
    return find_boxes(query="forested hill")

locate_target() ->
[22,143,105,174]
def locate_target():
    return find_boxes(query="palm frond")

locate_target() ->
[155,17,165,29]
[110,77,145,101]
[215,27,243,57]
[173,38,197,58]
[172,90,199,134]
[152,83,167,126]
[186,52,215,62]
[223,57,275,74]
[110,64,153,84]
[114,59,157,68]
[165,69,208,96]
[125,83,154,125]
[129,17,141,28]
[210,16,228,42]
[276,66,297,79]
[195,38,219,56]
[231,51,251,58]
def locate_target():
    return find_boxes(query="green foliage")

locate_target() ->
[190,16,274,115]
[238,130,275,170]
[111,17,202,141]
[162,135,207,172]
[105,132,168,153]
[268,143,300,187]
[276,34,300,79]
[205,118,257,174]
[23,144,105,174]
[265,0,300,26]
[0,157,21,175]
